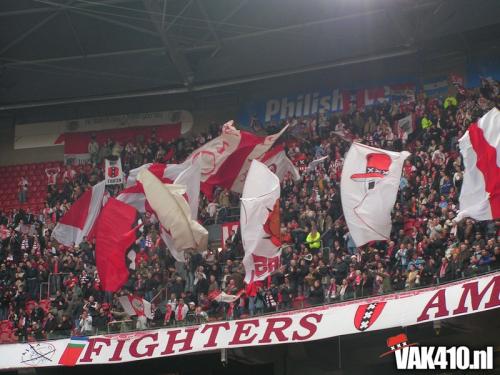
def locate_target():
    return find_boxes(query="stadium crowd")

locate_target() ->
[0,79,499,343]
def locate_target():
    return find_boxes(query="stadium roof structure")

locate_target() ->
[1,0,500,110]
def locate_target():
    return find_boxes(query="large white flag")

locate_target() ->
[241,160,281,283]
[456,107,500,221]
[340,143,409,247]
[52,181,106,246]
[160,163,201,262]
[137,168,208,253]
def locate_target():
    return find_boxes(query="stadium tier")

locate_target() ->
[1,1,500,373]
[0,162,64,211]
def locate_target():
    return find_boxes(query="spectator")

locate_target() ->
[79,310,93,335]
[18,176,28,203]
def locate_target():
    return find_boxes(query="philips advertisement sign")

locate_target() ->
[263,89,345,123]
[238,83,417,128]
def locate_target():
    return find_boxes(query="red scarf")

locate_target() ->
[177,304,184,320]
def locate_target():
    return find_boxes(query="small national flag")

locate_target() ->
[58,336,89,366]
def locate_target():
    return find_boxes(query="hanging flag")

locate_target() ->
[183,120,287,197]
[118,295,153,319]
[52,181,106,246]
[341,143,409,247]
[95,198,140,292]
[307,155,329,172]
[456,108,500,221]
[138,168,208,253]
[58,336,89,366]
[241,160,282,283]
[104,158,124,185]
[261,145,300,181]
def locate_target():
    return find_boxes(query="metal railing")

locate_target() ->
[2,267,498,344]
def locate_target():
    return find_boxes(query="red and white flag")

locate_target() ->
[118,163,191,213]
[456,108,500,221]
[125,163,187,188]
[52,181,106,246]
[241,160,282,283]
[118,295,153,319]
[95,198,140,292]
[261,145,300,181]
[183,120,287,197]
[341,143,409,247]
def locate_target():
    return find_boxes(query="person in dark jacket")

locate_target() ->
[55,314,73,337]
[92,308,109,333]
[43,312,58,338]
[308,280,324,305]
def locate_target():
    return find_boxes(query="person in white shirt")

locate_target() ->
[79,310,93,335]
[174,298,188,322]
[45,167,60,186]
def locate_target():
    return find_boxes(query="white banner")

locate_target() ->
[341,143,409,247]
[105,158,124,185]
[241,160,281,283]
[1,272,499,370]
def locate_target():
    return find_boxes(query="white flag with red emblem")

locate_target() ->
[341,143,409,247]
[118,295,153,319]
[240,160,282,283]
[52,181,106,246]
[104,158,124,185]
[183,120,287,197]
[456,107,500,221]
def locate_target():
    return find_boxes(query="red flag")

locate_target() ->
[95,198,139,292]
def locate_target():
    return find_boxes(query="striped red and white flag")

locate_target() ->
[183,120,287,197]
[52,181,106,246]
[118,163,191,213]
[456,108,500,221]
